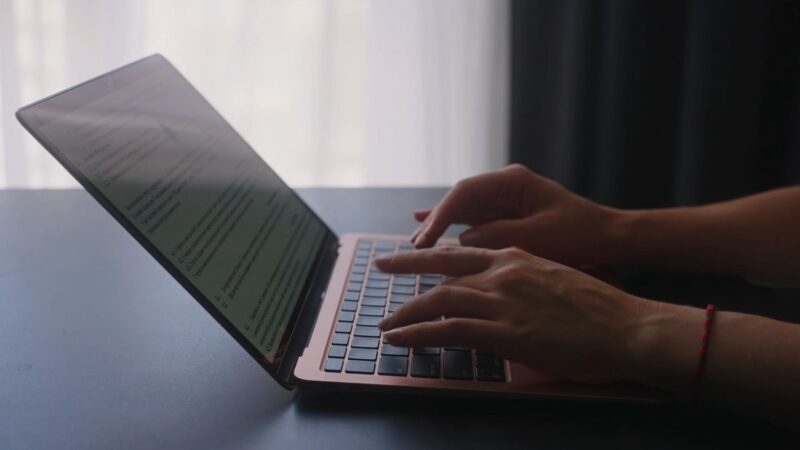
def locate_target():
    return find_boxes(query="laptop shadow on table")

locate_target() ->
[294,388,797,448]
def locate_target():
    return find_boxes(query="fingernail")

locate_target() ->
[459,229,480,246]
[383,329,401,343]
[414,231,427,248]
[412,222,426,238]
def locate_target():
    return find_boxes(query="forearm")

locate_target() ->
[612,186,800,283]
[631,300,800,424]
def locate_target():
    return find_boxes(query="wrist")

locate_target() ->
[624,299,705,392]
[601,207,643,267]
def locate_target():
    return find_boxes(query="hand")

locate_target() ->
[376,246,659,384]
[411,164,624,267]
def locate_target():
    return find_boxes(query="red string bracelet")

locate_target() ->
[693,304,717,389]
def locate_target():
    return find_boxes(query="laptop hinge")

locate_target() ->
[275,234,339,387]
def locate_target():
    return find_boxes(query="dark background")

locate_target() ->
[510,0,800,208]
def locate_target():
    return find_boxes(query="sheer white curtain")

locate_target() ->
[0,0,508,188]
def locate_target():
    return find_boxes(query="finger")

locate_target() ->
[383,318,509,352]
[458,219,531,249]
[412,184,473,248]
[375,246,494,276]
[414,170,510,248]
[440,271,491,292]
[410,214,432,243]
[413,209,432,222]
[379,285,497,331]
[415,165,537,248]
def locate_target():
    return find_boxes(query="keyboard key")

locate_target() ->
[381,344,409,356]
[349,273,365,283]
[356,249,371,258]
[445,346,471,351]
[413,347,440,355]
[354,257,369,266]
[388,303,402,313]
[358,240,372,250]
[346,282,362,292]
[359,306,384,316]
[357,315,382,326]
[328,345,347,358]
[378,356,409,376]
[348,348,378,361]
[351,337,380,348]
[420,275,442,284]
[476,367,506,382]
[398,243,414,250]
[351,265,366,275]
[419,285,434,294]
[443,350,473,380]
[335,322,352,334]
[354,326,381,337]
[443,366,474,381]
[390,294,413,304]
[411,354,441,378]
[362,297,386,307]
[364,288,388,298]
[475,354,504,368]
[366,280,390,289]
[392,277,416,286]
[346,359,376,374]
[338,311,355,322]
[325,357,344,372]
[367,272,390,281]
[332,333,349,345]
[344,291,360,302]
[391,285,415,295]
[341,301,358,312]
[375,240,396,250]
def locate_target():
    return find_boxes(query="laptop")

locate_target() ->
[17,54,661,402]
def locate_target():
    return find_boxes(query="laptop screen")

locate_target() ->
[17,55,333,368]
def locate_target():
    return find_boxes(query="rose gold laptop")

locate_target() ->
[17,55,663,403]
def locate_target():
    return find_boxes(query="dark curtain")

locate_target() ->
[509,0,800,208]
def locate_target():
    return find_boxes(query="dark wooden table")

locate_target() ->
[1,188,797,449]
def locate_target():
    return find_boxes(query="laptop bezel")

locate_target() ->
[16,54,340,388]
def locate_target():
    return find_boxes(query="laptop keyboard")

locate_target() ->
[324,239,507,382]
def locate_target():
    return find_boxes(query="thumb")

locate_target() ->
[458,219,529,249]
